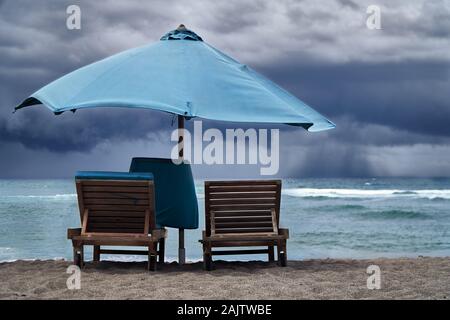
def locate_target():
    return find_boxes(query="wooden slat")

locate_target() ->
[209,204,276,211]
[84,205,148,211]
[214,216,272,223]
[76,233,150,239]
[88,220,144,226]
[87,230,142,235]
[208,233,281,240]
[78,180,149,187]
[89,211,145,217]
[89,217,144,223]
[82,186,149,193]
[87,229,144,234]
[209,191,276,199]
[83,198,149,205]
[87,222,144,228]
[208,186,278,193]
[83,192,149,199]
[86,227,143,233]
[215,221,274,229]
[214,216,273,223]
[210,198,276,205]
[213,210,272,217]
[99,249,149,255]
[212,249,269,256]
[207,180,280,186]
[70,237,155,246]
[215,228,275,234]
[202,240,277,247]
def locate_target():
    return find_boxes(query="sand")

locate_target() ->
[0,257,449,299]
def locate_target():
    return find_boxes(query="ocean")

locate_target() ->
[0,178,449,262]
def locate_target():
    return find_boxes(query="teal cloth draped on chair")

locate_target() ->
[129,158,199,229]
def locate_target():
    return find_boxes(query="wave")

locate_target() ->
[283,188,450,199]
[356,210,429,220]
[392,191,417,195]
[1,194,76,199]
[318,204,367,211]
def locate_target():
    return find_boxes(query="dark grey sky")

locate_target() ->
[1,0,450,178]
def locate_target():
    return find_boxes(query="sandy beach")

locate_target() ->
[0,257,449,299]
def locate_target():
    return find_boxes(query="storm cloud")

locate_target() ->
[0,0,449,178]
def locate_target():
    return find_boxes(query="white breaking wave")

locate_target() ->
[2,194,77,199]
[283,188,450,199]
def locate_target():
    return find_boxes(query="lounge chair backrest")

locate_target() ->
[75,172,156,236]
[204,180,282,237]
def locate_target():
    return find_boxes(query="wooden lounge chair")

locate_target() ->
[67,171,166,271]
[200,180,289,270]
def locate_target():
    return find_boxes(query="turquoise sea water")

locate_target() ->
[0,178,449,262]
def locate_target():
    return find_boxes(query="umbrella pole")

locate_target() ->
[178,115,186,265]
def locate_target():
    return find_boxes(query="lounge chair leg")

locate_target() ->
[158,238,165,263]
[149,254,157,271]
[73,246,81,268]
[93,245,100,262]
[204,253,213,271]
[279,252,287,267]
[148,244,157,271]
[73,244,84,268]
[279,241,287,267]
[80,245,85,268]
[277,240,286,265]
[268,245,275,262]
[203,244,213,271]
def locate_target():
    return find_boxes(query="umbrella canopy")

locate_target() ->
[16,25,335,132]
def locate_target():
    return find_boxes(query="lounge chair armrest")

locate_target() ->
[67,228,81,239]
[278,228,289,239]
[150,228,167,241]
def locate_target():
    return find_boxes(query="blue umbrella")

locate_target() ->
[16,25,335,132]
[16,25,335,262]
